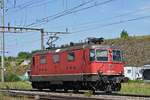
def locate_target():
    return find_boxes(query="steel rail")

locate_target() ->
[0,89,150,100]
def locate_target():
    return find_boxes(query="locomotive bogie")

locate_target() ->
[31,75,123,92]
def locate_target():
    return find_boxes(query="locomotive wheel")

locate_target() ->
[50,88,56,92]
[73,89,79,93]
[91,89,96,94]
[64,88,68,93]
[116,83,121,91]
[38,88,43,91]
[105,85,112,93]
[106,90,112,93]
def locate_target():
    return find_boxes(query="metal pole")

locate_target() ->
[1,0,5,82]
[41,29,44,50]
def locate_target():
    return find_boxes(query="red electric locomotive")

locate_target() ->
[30,38,126,93]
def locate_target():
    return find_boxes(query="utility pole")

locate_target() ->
[1,0,5,82]
[41,29,44,50]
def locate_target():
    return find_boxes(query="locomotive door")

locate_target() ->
[35,56,39,75]
[82,49,88,80]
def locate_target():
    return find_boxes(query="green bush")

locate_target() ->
[5,73,21,82]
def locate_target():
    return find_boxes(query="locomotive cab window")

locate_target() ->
[32,57,35,66]
[112,50,122,62]
[96,49,108,61]
[53,54,60,63]
[68,52,75,61]
[40,56,46,64]
[90,49,95,61]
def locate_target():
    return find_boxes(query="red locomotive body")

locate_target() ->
[30,39,125,93]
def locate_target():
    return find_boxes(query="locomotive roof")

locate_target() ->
[33,44,120,56]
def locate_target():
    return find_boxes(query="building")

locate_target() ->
[124,66,142,80]
[19,70,30,80]
[10,60,17,66]
[124,65,150,81]
[20,60,30,66]
[142,64,150,82]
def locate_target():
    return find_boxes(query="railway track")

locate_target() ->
[0,89,150,100]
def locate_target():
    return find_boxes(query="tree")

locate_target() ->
[18,52,30,59]
[5,73,21,82]
[121,29,129,38]
[7,56,16,61]
[31,50,41,55]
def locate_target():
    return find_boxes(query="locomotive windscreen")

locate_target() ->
[96,49,108,61]
[143,69,150,80]
[90,49,109,61]
[90,49,95,61]
[112,50,122,62]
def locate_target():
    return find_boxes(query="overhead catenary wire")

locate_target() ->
[2,1,150,39]
[27,0,56,9]
[7,0,38,10]
[17,0,56,10]
[50,6,150,30]
[27,0,116,27]
[6,0,55,13]
[26,0,95,27]
[72,15,150,34]
[13,0,44,9]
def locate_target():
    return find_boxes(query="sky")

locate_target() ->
[0,0,150,57]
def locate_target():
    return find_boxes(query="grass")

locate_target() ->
[0,82,34,100]
[115,82,150,95]
[0,82,32,90]
[0,93,33,100]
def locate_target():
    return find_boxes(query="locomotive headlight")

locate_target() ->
[98,70,103,75]
[119,71,122,75]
